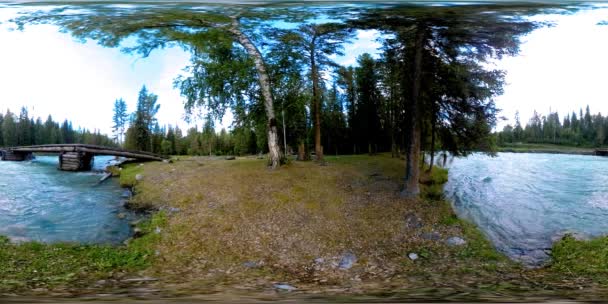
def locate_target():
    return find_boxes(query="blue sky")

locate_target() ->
[0,4,606,136]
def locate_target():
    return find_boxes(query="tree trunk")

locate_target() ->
[401,28,425,198]
[311,50,324,163]
[428,115,436,173]
[229,18,282,168]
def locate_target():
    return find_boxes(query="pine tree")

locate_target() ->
[112,98,129,145]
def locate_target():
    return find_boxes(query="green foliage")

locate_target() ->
[420,165,449,201]
[0,108,115,148]
[497,106,608,148]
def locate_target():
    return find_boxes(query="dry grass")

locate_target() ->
[125,154,522,294]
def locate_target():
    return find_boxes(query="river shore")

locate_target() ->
[497,143,600,155]
[2,154,608,301]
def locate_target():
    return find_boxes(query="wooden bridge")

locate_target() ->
[0,144,165,171]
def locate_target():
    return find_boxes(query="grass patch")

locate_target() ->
[0,210,169,293]
[550,235,608,278]
[118,163,144,188]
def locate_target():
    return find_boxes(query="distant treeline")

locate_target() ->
[0,107,115,148]
[497,106,608,147]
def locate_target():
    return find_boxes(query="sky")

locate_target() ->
[0,4,606,136]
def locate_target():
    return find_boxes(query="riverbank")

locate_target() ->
[497,143,599,155]
[2,154,608,300]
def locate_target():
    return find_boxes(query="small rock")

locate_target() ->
[446,236,467,246]
[133,228,144,238]
[167,207,181,214]
[314,258,325,264]
[225,156,236,160]
[129,219,142,227]
[135,174,144,181]
[273,284,297,291]
[408,253,419,261]
[162,159,173,164]
[338,252,357,270]
[116,213,127,219]
[405,213,423,229]
[421,231,441,241]
[123,277,158,283]
[154,227,162,234]
[243,261,258,268]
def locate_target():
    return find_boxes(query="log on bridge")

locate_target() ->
[596,149,608,156]
[0,144,165,171]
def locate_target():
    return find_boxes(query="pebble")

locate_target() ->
[408,253,419,261]
[273,284,297,291]
[446,236,467,246]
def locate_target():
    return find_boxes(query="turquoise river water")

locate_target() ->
[445,153,608,265]
[0,156,132,244]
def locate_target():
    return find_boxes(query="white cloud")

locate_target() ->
[495,7,608,129]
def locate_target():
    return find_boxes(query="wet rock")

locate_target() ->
[129,219,142,227]
[446,236,467,246]
[408,253,419,261]
[135,174,144,181]
[273,283,297,291]
[421,231,441,241]
[121,189,133,199]
[133,228,144,238]
[338,252,357,270]
[405,213,423,229]
[551,230,590,243]
[116,213,127,220]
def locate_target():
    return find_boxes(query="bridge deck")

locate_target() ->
[1,144,164,161]
[596,149,608,156]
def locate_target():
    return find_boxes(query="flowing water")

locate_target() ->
[0,155,133,244]
[445,153,608,265]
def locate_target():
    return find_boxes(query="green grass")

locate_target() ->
[118,163,144,188]
[0,212,167,292]
[551,235,608,279]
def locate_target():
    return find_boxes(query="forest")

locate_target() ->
[0,107,115,147]
[497,107,608,147]
[12,3,552,195]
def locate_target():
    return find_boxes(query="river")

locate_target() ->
[445,152,608,265]
[0,156,133,244]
